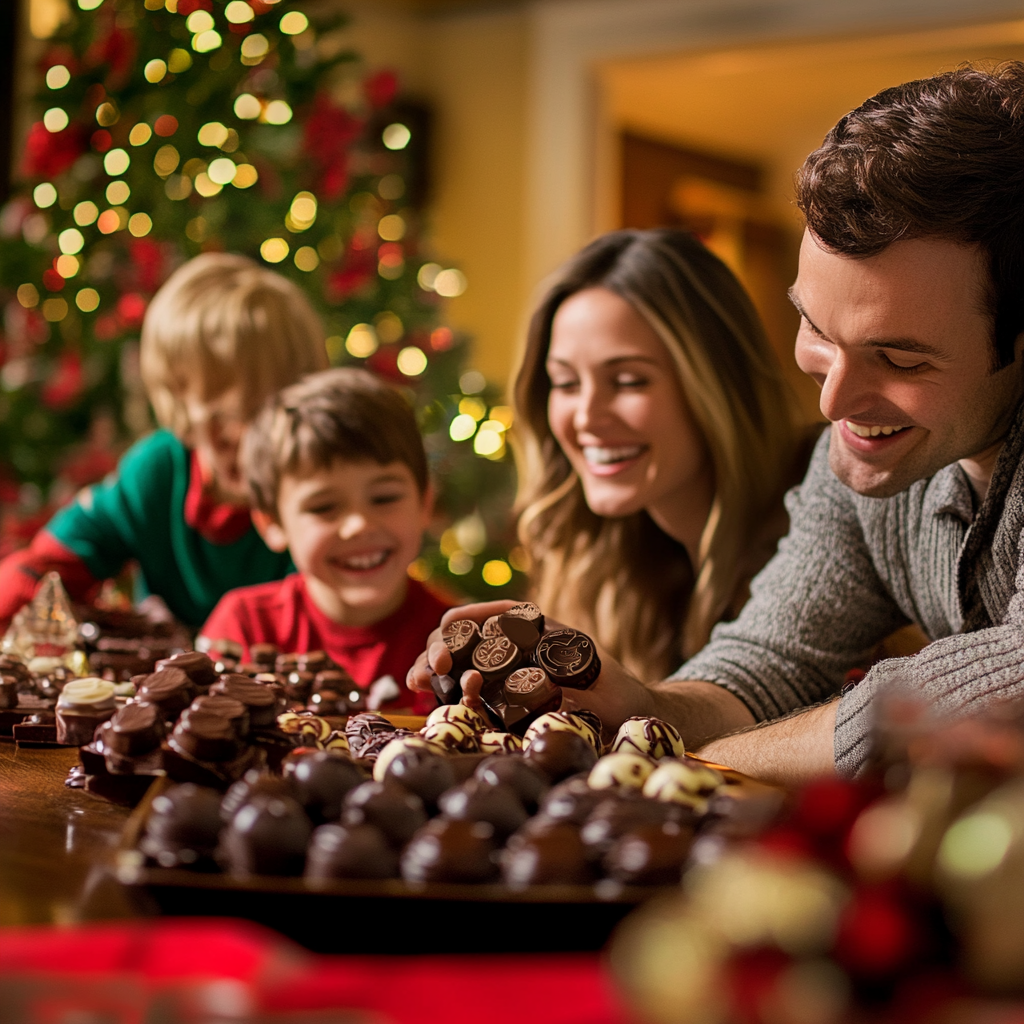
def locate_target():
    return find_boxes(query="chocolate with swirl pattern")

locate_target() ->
[471,634,523,686]
[442,619,482,675]
[534,629,600,689]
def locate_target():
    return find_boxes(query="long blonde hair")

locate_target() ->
[514,229,801,681]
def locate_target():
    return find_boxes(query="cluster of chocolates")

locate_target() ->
[72,647,364,804]
[432,604,600,734]
[77,605,191,681]
[136,707,769,890]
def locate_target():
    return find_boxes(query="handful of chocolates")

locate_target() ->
[433,603,601,735]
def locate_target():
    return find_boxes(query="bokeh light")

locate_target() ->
[208,157,237,184]
[153,145,180,177]
[193,30,222,53]
[374,311,403,343]
[43,108,69,133]
[260,238,289,263]
[294,246,319,272]
[241,34,270,60]
[448,551,473,576]
[194,172,222,197]
[105,180,130,205]
[234,93,262,120]
[417,262,441,291]
[382,123,411,150]
[378,174,405,200]
[264,100,292,125]
[76,288,100,313]
[460,370,486,395]
[33,182,57,208]
[58,228,84,255]
[17,284,40,308]
[198,122,229,147]
[73,201,99,226]
[129,122,153,146]
[938,812,1013,879]
[56,255,80,278]
[377,214,406,241]
[167,50,192,74]
[144,59,167,83]
[231,164,258,188]
[42,298,68,322]
[280,11,309,34]
[449,414,477,442]
[186,10,214,32]
[103,148,130,175]
[225,1,254,23]
[345,324,378,358]
[397,346,428,376]
[434,268,467,297]
[46,65,71,89]
[482,560,512,587]
[128,213,153,237]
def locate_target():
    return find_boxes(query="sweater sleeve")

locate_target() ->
[834,533,1024,777]
[673,428,909,721]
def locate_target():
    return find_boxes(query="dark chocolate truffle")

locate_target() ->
[220,793,312,877]
[534,629,600,690]
[189,694,249,737]
[471,635,522,686]
[290,750,366,824]
[103,701,165,756]
[209,674,282,728]
[141,783,223,867]
[305,822,400,881]
[603,820,694,885]
[343,780,427,847]
[497,613,540,653]
[155,651,218,690]
[475,754,550,813]
[136,667,196,719]
[580,795,693,857]
[502,821,594,887]
[539,775,606,823]
[345,713,397,760]
[170,710,243,763]
[438,778,528,839]
[249,642,279,668]
[220,769,296,823]
[382,747,457,808]
[400,818,499,883]
[525,730,598,782]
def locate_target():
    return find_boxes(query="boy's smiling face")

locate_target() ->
[261,458,432,626]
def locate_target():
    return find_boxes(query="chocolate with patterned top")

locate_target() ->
[442,619,482,675]
[534,629,600,689]
[471,635,523,685]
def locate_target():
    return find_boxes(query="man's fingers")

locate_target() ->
[406,650,434,692]
[427,640,453,676]
[459,669,484,708]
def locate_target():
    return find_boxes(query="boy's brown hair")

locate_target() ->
[141,252,328,434]
[796,61,1024,369]
[243,367,429,516]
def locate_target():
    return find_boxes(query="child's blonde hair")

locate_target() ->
[141,253,328,435]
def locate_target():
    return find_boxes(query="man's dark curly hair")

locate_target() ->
[796,61,1024,368]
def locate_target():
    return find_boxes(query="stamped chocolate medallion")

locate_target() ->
[534,629,600,689]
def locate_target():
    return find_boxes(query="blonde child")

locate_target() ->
[201,368,453,712]
[0,253,328,629]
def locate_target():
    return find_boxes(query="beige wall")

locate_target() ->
[343,2,530,389]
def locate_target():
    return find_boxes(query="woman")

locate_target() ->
[510,228,808,682]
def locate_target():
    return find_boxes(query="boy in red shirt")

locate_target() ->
[200,369,454,713]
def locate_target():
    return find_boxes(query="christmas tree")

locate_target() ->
[0,0,523,602]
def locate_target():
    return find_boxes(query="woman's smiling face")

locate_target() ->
[545,287,713,536]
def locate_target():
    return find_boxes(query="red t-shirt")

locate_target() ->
[200,574,453,714]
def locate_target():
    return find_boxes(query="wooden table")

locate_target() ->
[0,742,141,927]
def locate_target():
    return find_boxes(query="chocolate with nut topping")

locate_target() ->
[534,629,600,689]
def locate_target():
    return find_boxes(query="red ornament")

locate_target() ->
[42,351,83,409]
[154,115,178,137]
[91,129,113,153]
[116,293,148,328]
[364,70,398,110]
[42,268,65,293]
[85,20,137,89]
[834,887,917,976]
[93,313,120,341]
[430,327,453,351]
[128,239,165,294]
[790,779,870,839]
[21,122,87,179]
[367,344,402,381]
[302,93,364,200]
[176,0,212,14]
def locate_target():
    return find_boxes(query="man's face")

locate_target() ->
[792,231,1022,497]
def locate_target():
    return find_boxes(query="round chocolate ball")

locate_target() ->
[502,821,595,888]
[343,780,427,847]
[525,730,598,782]
[383,747,457,809]
[290,751,367,824]
[220,769,295,823]
[580,795,692,858]
[475,754,550,812]
[604,820,694,885]
[305,823,399,881]
[438,778,528,840]
[142,783,223,867]
[539,775,606,824]
[220,793,312,877]
[400,818,499,884]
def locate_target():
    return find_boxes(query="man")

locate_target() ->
[410,63,1024,784]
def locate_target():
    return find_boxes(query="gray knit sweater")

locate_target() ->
[674,408,1024,777]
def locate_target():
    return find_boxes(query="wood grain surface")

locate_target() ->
[0,742,140,927]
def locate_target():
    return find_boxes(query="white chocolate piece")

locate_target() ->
[324,731,350,753]
[523,711,601,754]
[478,730,524,754]
[611,716,685,759]
[373,735,445,781]
[277,712,332,743]
[425,702,490,734]
[643,759,724,811]
[588,752,656,791]
[57,677,116,711]
[421,719,479,753]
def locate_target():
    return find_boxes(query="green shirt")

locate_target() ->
[47,429,292,628]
